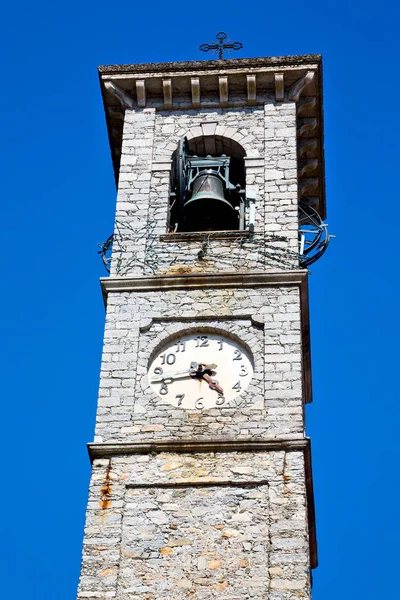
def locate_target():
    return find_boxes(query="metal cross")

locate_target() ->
[199,32,243,60]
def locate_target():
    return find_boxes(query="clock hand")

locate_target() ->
[201,372,224,394]
[196,363,217,373]
[150,366,197,383]
[195,364,224,394]
[150,363,219,385]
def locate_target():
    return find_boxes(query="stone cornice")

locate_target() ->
[98,54,322,76]
[88,437,309,459]
[101,269,308,294]
[87,436,317,568]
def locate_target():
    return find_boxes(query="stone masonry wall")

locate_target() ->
[94,284,303,444]
[77,97,314,600]
[77,450,311,600]
[111,102,299,277]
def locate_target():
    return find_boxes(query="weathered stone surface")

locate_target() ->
[77,57,318,600]
[77,452,311,600]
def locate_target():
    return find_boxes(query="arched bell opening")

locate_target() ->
[169,135,246,233]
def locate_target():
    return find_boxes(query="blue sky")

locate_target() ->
[1,1,399,598]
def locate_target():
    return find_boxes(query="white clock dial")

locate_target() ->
[148,333,253,409]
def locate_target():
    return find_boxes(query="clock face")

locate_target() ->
[148,332,253,409]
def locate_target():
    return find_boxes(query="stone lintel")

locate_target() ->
[151,159,172,172]
[244,156,264,168]
[159,230,252,243]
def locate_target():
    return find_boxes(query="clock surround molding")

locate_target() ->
[142,322,262,410]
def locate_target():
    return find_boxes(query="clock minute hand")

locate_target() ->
[150,366,197,383]
[150,362,220,385]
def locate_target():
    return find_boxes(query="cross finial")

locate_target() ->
[199,32,243,60]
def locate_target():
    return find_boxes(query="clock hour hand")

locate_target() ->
[201,372,224,394]
[196,363,223,394]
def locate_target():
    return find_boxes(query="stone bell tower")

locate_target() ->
[77,48,327,600]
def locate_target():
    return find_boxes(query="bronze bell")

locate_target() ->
[183,171,237,231]
[185,171,233,209]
